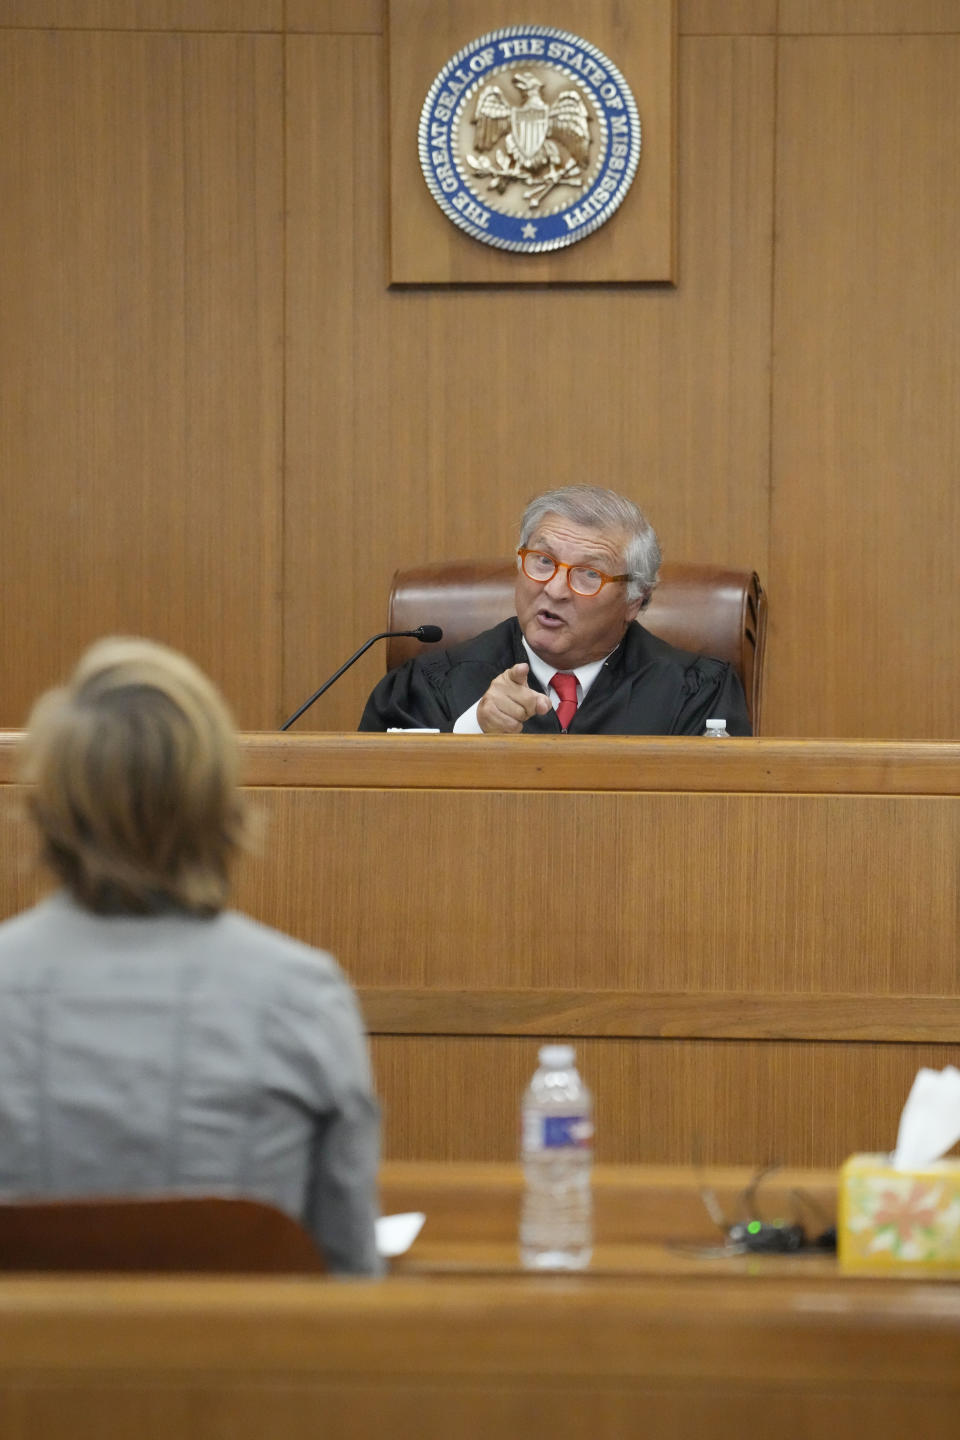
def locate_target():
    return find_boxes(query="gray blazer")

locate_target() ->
[0,892,381,1274]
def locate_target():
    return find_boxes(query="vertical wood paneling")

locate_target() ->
[283,35,385,731]
[779,0,960,32]
[680,0,777,32]
[0,29,283,726]
[0,1,283,27]
[2,3,960,740]
[286,0,384,30]
[232,786,959,996]
[371,1033,960,1163]
[284,31,774,730]
[770,36,960,736]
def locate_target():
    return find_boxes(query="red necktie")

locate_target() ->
[550,672,578,732]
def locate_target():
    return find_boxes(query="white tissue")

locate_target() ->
[375,1211,426,1257]
[892,1066,960,1170]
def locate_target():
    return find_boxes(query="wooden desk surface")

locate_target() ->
[1,1163,959,1440]
[3,734,959,1169]
[3,729,960,794]
[382,1160,843,1279]
[0,1165,958,1439]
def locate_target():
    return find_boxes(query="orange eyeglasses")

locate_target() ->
[517,547,631,597]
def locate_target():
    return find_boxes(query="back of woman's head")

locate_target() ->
[21,637,246,916]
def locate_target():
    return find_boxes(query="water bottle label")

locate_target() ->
[524,1113,593,1150]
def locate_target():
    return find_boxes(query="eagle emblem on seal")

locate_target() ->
[466,71,591,209]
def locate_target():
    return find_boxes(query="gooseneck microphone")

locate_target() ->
[280,625,443,731]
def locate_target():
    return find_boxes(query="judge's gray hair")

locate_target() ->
[518,485,661,606]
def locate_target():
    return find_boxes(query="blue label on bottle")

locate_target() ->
[542,1115,593,1148]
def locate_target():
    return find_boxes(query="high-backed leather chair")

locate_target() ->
[387,560,767,732]
[0,1195,326,1273]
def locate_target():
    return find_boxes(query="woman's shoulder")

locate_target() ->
[215,910,347,988]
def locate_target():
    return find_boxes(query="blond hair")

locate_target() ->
[21,638,247,916]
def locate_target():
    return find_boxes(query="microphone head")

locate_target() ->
[414,624,443,644]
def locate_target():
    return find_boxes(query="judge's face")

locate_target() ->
[514,514,643,670]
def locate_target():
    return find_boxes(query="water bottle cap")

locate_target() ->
[538,1044,575,1068]
[704,718,727,732]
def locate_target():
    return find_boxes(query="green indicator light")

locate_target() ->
[747,1220,762,1234]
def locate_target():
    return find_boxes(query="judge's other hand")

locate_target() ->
[477,663,552,734]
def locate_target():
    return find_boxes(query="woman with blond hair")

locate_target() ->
[0,637,381,1274]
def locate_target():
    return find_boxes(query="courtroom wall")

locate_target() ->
[1,0,958,737]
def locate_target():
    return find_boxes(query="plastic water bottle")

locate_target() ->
[702,717,730,737]
[519,1044,593,1270]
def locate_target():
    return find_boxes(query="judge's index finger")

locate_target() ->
[505,662,531,687]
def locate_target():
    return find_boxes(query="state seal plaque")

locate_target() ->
[419,25,641,254]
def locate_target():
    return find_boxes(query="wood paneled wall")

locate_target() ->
[0,13,284,727]
[1,0,959,736]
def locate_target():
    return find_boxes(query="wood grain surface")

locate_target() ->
[4,732,955,1166]
[386,0,676,283]
[0,23,283,728]
[1,1255,959,1438]
[3,3,960,739]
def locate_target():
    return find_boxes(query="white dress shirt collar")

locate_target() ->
[520,637,607,707]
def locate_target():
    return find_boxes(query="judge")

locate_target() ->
[359,485,751,736]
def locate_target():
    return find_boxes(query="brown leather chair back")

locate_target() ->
[387,559,767,732]
[0,1195,326,1273]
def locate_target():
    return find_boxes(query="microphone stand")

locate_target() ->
[280,628,439,730]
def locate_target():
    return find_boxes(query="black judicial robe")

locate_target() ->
[358,617,752,736]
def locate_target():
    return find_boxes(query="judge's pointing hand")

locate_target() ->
[476,662,552,735]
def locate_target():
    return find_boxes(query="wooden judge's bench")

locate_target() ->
[239,733,959,1167]
[1,732,958,1167]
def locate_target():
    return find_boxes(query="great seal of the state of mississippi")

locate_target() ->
[419,26,641,253]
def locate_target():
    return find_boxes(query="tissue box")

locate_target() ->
[839,1153,960,1273]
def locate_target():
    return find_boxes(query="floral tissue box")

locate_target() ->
[838,1153,960,1273]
